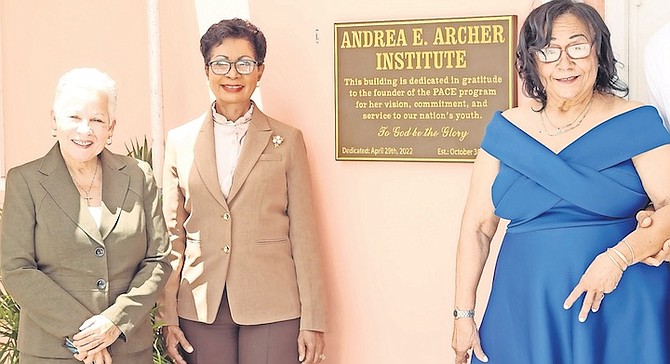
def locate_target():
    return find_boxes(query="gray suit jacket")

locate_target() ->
[0,144,171,358]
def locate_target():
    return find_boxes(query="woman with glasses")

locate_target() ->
[452,1,670,363]
[156,18,327,364]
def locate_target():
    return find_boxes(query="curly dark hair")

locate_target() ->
[200,18,267,66]
[516,0,628,110]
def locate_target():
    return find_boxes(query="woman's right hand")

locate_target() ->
[452,318,488,363]
[162,325,194,364]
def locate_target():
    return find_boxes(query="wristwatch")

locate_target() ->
[453,307,475,319]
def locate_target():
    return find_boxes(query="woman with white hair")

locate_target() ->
[0,67,171,363]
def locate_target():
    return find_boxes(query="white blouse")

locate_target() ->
[212,102,254,199]
[88,206,102,228]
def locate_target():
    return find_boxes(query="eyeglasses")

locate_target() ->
[208,59,259,75]
[535,43,592,63]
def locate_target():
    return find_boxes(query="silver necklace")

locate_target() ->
[72,161,99,206]
[540,96,594,137]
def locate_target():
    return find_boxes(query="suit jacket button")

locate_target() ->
[95,247,105,257]
[223,245,231,254]
[96,279,107,290]
[223,213,231,221]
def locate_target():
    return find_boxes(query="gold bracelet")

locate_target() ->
[622,240,635,264]
[609,246,630,267]
[606,249,626,272]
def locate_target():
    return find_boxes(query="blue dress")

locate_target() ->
[472,106,670,364]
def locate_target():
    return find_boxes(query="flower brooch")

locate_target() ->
[272,135,284,148]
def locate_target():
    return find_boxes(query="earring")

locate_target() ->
[51,129,57,137]
[107,137,113,145]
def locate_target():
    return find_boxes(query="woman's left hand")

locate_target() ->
[72,315,122,360]
[77,346,112,364]
[563,252,623,322]
[298,329,326,363]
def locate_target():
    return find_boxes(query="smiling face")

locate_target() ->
[206,38,264,116]
[537,13,598,108]
[53,85,115,165]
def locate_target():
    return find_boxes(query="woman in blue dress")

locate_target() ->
[452,1,670,363]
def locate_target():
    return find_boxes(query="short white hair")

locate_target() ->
[53,68,118,121]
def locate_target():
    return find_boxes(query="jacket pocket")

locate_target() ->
[256,237,288,245]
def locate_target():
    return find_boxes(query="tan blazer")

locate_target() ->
[0,145,171,358]
[157,107,326,332]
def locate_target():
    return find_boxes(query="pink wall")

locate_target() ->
[0,0,601,362]
[250,1,601,362]
[0,0,207,168]
[248,1,534,363]
[2,1,151,165]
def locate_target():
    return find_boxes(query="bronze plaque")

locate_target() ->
[335,16,517,162]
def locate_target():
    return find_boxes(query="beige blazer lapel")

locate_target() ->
[193,110,229,209]
[38,143,103,245]
[227,110,272,202]
[98,149,130,241]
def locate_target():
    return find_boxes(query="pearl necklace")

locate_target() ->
[540,96,594,137]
